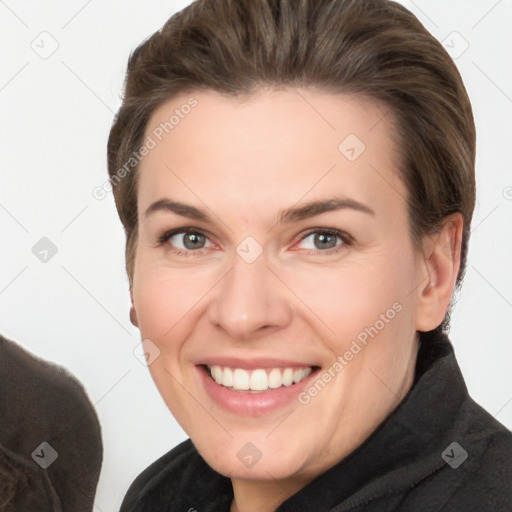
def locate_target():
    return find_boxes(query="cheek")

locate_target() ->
[287,245,416,350]
[133,269,203,344]
[132,269,206,429]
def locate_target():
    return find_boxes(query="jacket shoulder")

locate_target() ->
[420,399,512,512]
[120,439,233,512]
[446,402,512,509]
[119,439,197,511]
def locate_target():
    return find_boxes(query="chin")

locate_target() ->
[196,437,310,481]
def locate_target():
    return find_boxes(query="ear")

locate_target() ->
[415,213,463,332]
[129,286,139,327]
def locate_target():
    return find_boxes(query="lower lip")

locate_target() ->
[198,365,318,416]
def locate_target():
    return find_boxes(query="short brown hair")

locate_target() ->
[107,0,476,333]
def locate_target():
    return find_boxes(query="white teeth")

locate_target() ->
[293,367,308,383]
[222,367,233,387]
[207,365,312,392]
[212,365,223,384]
[250,369,268,391]
[268,368,283,389]
[282,368,294,386]
[233,368,250,390]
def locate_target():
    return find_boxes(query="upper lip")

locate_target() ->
[198,357,318,370]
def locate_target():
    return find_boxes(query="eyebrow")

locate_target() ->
[144,197,375,223]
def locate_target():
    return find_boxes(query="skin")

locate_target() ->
[129,87,462,512]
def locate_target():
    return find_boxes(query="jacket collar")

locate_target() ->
[275,329,471,511]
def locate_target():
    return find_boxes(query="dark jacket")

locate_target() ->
[120,330,512,511]
[0,334,103,512]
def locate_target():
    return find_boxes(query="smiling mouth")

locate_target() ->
[203,364,319,393]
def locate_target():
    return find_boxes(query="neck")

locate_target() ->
[230,475,309,512]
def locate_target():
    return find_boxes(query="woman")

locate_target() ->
[108,0,512,510]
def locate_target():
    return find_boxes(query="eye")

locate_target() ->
[295,229,351,253]
[157,227,351,255]
[158,228,215,253]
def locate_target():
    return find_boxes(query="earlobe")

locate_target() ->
[129,287,139,327]
[415,214,463,332]
[130,306,139,327]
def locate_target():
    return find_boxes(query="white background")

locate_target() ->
[1,1,511,510]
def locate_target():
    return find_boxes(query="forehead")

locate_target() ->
[137,87,406,221]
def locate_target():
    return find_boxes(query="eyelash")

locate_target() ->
[157,227,353,256]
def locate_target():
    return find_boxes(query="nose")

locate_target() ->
[207,250,293,341]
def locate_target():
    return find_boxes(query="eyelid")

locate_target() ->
[298,227,352,243]
[157,226,353,254]
[292,228,353,252]
[157,226,216,248]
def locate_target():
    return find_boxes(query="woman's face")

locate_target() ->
[131,87,432,484]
